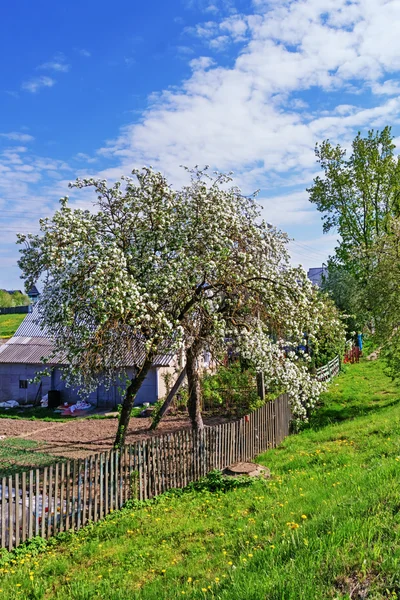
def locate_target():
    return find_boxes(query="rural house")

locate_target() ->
[307,267,327,287]
[0,306,180,407]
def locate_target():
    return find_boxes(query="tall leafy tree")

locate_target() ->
[308,126,400,326]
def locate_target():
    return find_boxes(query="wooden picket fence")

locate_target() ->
[0,393,291,551]
[316,355,340,382]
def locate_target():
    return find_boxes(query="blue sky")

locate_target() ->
[2,0,400,289]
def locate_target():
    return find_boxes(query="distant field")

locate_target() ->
[0,313,25,338]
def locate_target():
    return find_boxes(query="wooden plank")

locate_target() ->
[136,445,140,501]
[8,475,13,551]
[82,458,88,526]
[149,438,155,498]
[127,446,132,501]
[216,425,220,469]
[100,454,104,520]
[118,449,123,509]
[114,450,119,511]
[178,431,184,489]
[158,435,164,494]
[105,452,109,516]
[192,431,198,482]
[124,446,129,503]
[71,460,77,531]
[178,433,183,488]
[14,473,20,548]
[59,463,65,533]
[115,450,120,509]
[165,434,171,491]
[185,431,190,485]
[229,422,234,466]
[65,461,71,531]
[173,433,179,488]
[83,455,95,523]
[93,455,98,522]
[35,469,40,536]
[109,451,114,511]
[53,463,59,536]
[41,467,47,539]
[145,439,151,499]
[28,470,33,540]
[21,472,27,543]
[1,476,5,549]
[77,460,82,530]
[153,437,159,496]
[47,466,53,538]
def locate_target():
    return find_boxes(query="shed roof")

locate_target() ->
[2,306,175,367]
[27,285,40,297]
[0,337,55,364]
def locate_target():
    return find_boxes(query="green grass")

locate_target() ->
[1,360,400,599]
[0,438,58,476]
[0,407,71,422]
[0,406,136,422]
[310,358,400,428]
[0,314,26,339]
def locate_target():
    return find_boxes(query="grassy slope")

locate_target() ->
[0,314,26,339]
[1,360,400,599]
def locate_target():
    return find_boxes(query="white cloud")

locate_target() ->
[259,191,318,227]
[38,60,70,73]
[37,53,70,73]
[78,49,91,58]
[21,76,56,93]
[74,152,98,164]
[371,79,400,95]
[0,132,34,142]
[189,56,215,70]
[96,0,400,200]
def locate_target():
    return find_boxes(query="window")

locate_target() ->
[19,380,28,389]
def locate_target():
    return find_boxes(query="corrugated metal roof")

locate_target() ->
[3,306,175,367]
[13,308,48,337]
[0,338,56,364]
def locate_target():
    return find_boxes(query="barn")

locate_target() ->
[0,307,179,408]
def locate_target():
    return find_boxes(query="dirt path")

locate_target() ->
[0,414,229,460]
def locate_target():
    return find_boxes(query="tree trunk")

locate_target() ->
[114,356,154,448]
[256,372,265,401]
[150,367,187,430]
[186,342,204,431]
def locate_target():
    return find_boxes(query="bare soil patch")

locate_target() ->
[0,413,230,460]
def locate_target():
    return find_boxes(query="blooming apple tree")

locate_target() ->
[17,166,341,445]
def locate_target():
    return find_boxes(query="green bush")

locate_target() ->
[201,362,261,416]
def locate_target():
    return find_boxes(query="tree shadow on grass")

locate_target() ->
[307,395,400,431]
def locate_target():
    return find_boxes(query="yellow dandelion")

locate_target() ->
[301,514,307,519]
[187,577,192,583]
